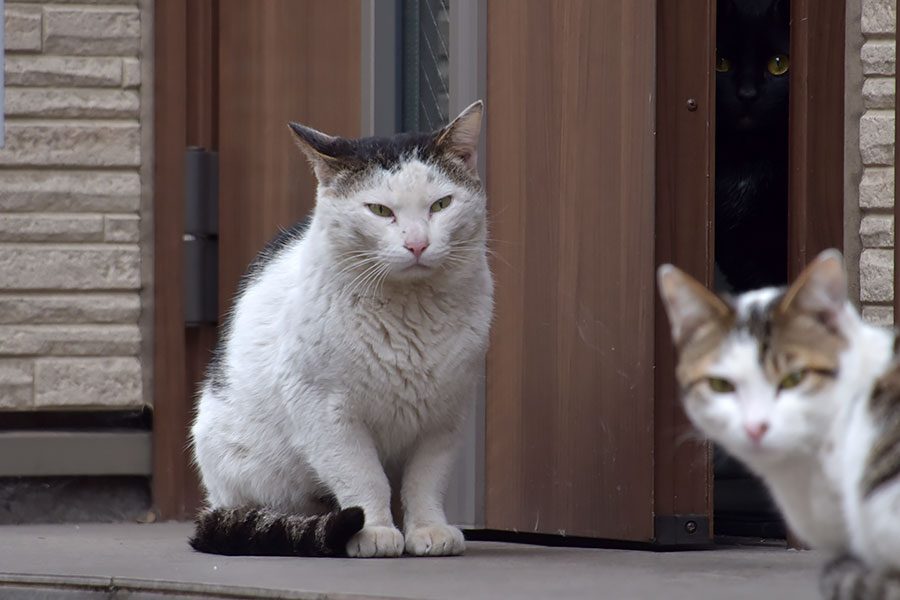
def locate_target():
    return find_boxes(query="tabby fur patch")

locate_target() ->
[820,553,900,600]
[862,362,900,499]
[189,505,364,557]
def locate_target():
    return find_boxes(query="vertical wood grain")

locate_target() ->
[788,0,845,276]
[653,0,715,525]
[485,0,656,540]
[152,0,190,519]
[217,0,362,313]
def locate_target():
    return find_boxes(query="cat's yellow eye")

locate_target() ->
[767,54,790,76]
[367,204,394,218]
[430,195,452,214]
[715,55,732,73]
[778,370,807,391]
[707,377,735,393]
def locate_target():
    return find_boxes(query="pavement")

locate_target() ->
[0,522,825,599]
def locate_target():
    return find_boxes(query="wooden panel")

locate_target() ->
[152,0,191,519]
[186,0,219,149]
[217,0,361,311]
[181,0,219,518]
[653,0,715,524]
[787,0,845,277]
[485,0,656,540]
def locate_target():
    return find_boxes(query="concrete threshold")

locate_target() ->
[0,522,824,600]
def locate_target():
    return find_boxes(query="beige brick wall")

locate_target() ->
[2,0,145,410]
[859,0,897,326]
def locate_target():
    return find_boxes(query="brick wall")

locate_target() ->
[859,0,897,326]
[1,1,144,410]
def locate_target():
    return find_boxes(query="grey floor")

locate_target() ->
[0,522,824,599]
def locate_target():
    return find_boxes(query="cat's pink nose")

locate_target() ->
[405,241,429,259]
[744,422,769,442]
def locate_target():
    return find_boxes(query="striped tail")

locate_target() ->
[820,553,900,600]
[189,506,365,557]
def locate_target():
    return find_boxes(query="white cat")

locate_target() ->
[190,101,493,558]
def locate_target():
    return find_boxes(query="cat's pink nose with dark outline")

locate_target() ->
[744,422,769,442]
[405,241,429,259]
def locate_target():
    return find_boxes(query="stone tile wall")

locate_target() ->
[859,0,897,326]
[1,0,144,410]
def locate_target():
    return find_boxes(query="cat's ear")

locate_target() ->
[288,122,343,186]
[779,249,847,324]
[435,100,483,173]
[657,265,732,349]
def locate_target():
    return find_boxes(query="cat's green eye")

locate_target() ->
[767,54,790,76]
[715,55,732,73]
[430,195,452,214]
[707,377,735,393]
[778,370,806,391]
[367,204,394,218]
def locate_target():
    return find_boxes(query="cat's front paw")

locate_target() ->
[405,524,465,556]
[346,525,404,558]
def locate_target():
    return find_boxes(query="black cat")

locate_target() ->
[715,0,790,292]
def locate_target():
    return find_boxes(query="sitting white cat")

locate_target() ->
[190,101,493,558]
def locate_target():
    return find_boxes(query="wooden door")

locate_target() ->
[483,0,845,543]
[484,0,658,541]
[152,0,361,519]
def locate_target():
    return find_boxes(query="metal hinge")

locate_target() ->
[653,514,712,547]
[183,146,218,326]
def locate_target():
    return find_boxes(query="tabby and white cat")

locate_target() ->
[658,251,900,595]
[190,101,493,558]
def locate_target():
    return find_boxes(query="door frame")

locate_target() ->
[653,0,846,540]
[153,0,849,528]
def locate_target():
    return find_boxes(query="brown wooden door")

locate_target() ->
[482,0,845,543]
[484,0,659,541]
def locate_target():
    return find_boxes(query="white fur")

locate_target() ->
[192,153,493,558]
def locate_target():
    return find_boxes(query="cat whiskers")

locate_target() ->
[332,251,383,281]
[360,261,392,301]
[340,259,391,304]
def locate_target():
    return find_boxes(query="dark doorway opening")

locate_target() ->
[712,0,791,540]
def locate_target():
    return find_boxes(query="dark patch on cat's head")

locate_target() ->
[716,0,790,141]
[289,100,484,195]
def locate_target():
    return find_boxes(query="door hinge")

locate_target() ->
[653,515,712,547]
[183,146,218,326]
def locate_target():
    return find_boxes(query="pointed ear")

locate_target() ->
[288,122,342,186]
[778,249,847,324]
[435,100,483,173]
[657,265,732,349]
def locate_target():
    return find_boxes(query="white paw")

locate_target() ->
[346,526,405,558]
[404,524,466,556]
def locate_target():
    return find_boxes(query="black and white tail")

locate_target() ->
[189,506,365,557]
[820,554,900,600]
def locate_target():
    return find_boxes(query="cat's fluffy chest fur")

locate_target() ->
[225,226,492,448]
